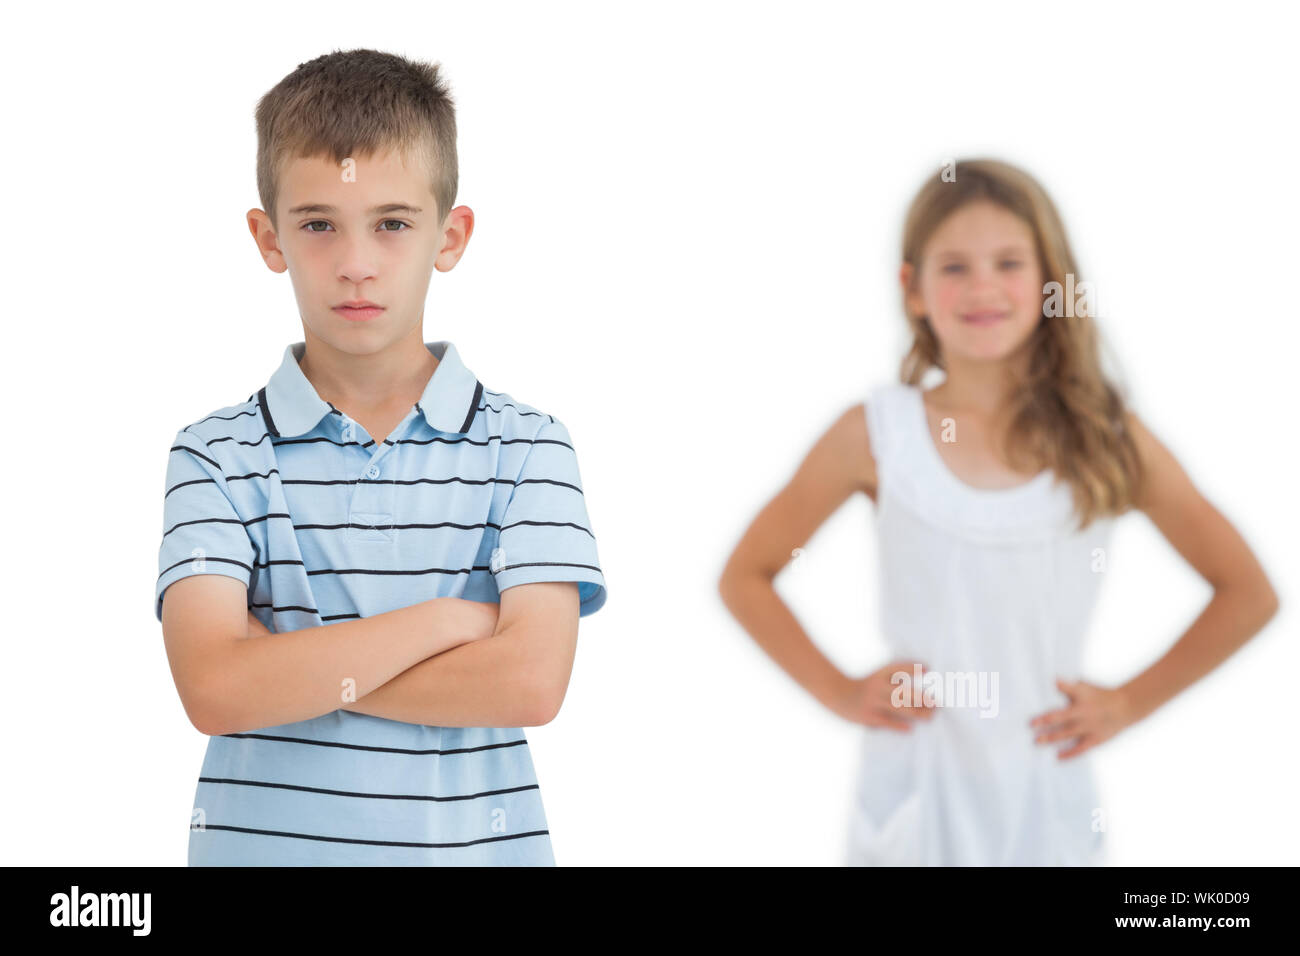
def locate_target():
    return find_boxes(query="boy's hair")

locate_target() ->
[255,48,458,232]
[898,158,1143,530]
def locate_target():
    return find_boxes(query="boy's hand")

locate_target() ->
[1029,678,1133,760]
[829,658,939,730]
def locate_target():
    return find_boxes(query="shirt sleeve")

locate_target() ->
[491,417,607,616]
[155,427,257,623]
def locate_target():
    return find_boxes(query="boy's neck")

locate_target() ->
[297,326,439,414]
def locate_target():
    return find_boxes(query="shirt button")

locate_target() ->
[366,464,380,479]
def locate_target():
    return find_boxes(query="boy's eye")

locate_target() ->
[299,220,411,233]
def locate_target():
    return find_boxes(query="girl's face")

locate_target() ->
[903,200,1044,366]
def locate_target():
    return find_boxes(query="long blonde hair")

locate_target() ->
[899,158,1143,529]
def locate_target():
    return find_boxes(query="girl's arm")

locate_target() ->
[718,403,880,715]
[1115,412,1280,723]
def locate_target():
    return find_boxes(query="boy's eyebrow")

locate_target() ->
[287,203,424,215]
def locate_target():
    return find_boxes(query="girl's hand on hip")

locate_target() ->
[831,658,939,730]
[1030,677,1133,759]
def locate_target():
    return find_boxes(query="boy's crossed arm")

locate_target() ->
[162,574,500,736]
[164,575,578,736]
[336,581,580,728]
[230,579,581,729]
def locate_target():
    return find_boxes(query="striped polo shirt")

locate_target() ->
[155,339,607,865]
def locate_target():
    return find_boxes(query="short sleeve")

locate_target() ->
[491,418,607,616]
[155,427,257,622]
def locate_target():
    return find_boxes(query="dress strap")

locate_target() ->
[863,382,907,473]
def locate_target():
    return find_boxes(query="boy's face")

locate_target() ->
[247,147,472,356]
[901,200,1044,367]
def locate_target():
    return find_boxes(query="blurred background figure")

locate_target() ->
[717,159,1279,866]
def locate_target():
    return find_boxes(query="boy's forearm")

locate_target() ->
[341,622,553,728]
[203,597,491,735]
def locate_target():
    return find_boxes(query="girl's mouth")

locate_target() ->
[961,311,1007,326]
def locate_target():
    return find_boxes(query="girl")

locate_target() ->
[717,158,1279,866]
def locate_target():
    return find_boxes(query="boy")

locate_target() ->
[155,49,607,866]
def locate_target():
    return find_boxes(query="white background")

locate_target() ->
[2,0,1295,866]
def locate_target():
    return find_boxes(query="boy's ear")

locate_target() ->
[247,208,288,274]
[433,205,475,273]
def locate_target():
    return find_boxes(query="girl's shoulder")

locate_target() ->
[848,382,919,501]
[828,399,878,501]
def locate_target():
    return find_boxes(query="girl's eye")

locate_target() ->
[1000,260,1023,269]
[942,263,965,274]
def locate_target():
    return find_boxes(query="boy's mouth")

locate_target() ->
[334,300,385,321]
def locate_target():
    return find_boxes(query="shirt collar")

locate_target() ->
[256,340,484,438]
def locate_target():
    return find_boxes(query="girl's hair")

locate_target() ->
[898,158,1143,529]
[254,48,458,233]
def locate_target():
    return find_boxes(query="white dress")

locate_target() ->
[846,382,1115,866]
